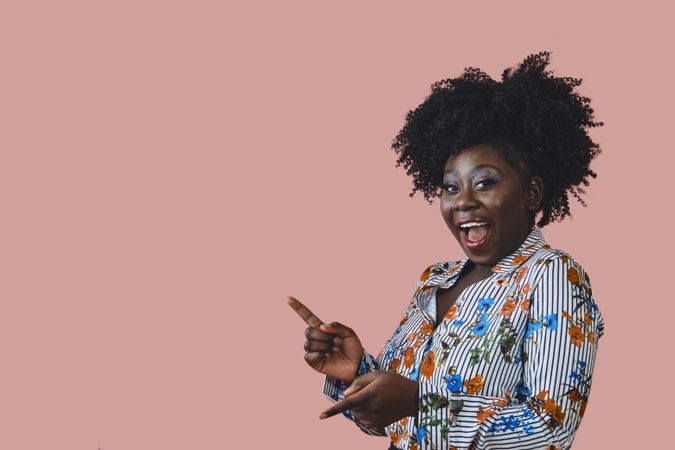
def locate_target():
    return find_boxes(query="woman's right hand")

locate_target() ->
[287,296,364,383]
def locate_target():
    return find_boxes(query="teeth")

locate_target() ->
[459,222,488,229]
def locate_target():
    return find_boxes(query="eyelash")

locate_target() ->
[442,179,496,194]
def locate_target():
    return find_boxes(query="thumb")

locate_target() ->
[319,321,357,339]
[343,371,378,397]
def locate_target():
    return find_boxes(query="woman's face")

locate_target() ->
[440,143,542,268]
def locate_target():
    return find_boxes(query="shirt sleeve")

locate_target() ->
[416,256,604,450]
[321,349,387,436]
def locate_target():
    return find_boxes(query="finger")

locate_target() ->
[305,327,342,346]
[304,351,326,367]
[319,387,370,419]
[304,340,334,353]
[319,321,357,339]
[287,296,324,327]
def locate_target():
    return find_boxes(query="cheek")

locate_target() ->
[486,192,528,221]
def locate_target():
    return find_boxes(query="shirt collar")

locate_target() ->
[423,227,549,288]
[489,227,549,276]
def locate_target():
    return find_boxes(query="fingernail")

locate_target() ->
[319,413,327,420]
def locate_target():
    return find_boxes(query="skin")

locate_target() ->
[288,143,544,427]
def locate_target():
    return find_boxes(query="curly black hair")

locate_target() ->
[391,51,603,227]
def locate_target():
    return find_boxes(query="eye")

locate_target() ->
[442,183,459,195]
[475,178,497,190]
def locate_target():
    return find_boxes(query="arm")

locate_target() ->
[417,257,604,450]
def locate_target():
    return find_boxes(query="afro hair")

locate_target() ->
[391,51,603,227]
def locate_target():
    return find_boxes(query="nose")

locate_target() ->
[452,187,480,211]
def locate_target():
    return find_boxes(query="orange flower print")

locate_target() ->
[567,267,579,285]
[495,277,509,287]
[583,312,593,325]
[568,325,584,347]
[464,374,484,394]
[551,404,566,427]
[501,298,516,317]
[545,444,561,450]
[403,347,415,368]
[492,265,502,272]
[443,304,458,321]
[400,417,409,426]
[414,340,423,348]
[406,332,417,342]
[515,266,529,283]
[390,358,400,372]
[536,390,549,400]
[543,398,557,414]
[420,322,433,335]
[562,310,573,320]
[477,407,496,423]
[421,351,435,379]
[522,283,531,294]
[568,389,581,402]
[410,444,418,450]
[587,331,596,344]
[420,266,432,282]
[520,298,531,312]
[580,398,588,417]
[512,255,528,265]
[560,255,569,265]
[389,431,401,445]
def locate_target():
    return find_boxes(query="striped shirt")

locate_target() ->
[323,227,604,450]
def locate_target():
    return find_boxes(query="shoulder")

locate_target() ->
[527,246,593,295]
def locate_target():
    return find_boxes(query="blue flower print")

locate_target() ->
[358,359,368,376]
[445,373,463,393]
[524,320,543,340]
[409,363,420,381]
[522,406,536,420]
[479,312,490,323]
[471,320,490,336]
[417,426,426,444]
[517,383,531,397]
[577,359,587,370]
[478,297,495,310]
[542,314,557,331]
[499,416,521,432]
[569,370,581,382]
[452,319,465,327]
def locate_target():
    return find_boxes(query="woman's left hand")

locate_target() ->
[319,371,419,428]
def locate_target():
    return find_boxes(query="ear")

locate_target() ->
[525,176,544,211]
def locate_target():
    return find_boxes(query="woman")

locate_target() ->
[288,51,604,450]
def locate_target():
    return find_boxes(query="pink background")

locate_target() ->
[1,1,670,449]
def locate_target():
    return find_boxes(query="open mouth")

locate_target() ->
[458,221,491,249]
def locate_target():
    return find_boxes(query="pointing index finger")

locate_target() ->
[287,296,324,327]
[319,387,368,419]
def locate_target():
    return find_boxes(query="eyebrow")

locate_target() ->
[444,164,502,176]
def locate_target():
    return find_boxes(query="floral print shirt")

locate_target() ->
[323,227,604,450]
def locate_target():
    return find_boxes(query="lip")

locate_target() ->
[455,218,492,250]
[455,217,491,230]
